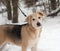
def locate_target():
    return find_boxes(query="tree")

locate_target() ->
[50,0,57,16]
[50,0,57,10]
[24,0,38,13]
[12,0,18,23]
[6,0,12,20]
[24,0,38,7]
[6,0,18,23]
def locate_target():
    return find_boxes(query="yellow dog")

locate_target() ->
[0,12,46,51]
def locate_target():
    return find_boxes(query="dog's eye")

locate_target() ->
[38,17,41,19]
[32,19,35,21]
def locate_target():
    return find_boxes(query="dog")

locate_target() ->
[0,12,46,51]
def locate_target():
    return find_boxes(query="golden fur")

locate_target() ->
[0,12,46,51]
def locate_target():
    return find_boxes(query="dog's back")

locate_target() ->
[0,24,27,45]
[6,25,22,40]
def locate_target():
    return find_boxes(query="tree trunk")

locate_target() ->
[6,0,12,20]
[50,0,57,16]
[12,0,18,23]
[24,0,38,7]
[50,0,57,10]
[57,0,59,6]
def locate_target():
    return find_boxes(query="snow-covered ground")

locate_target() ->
[38,16,60,51]
[0,12,60,51]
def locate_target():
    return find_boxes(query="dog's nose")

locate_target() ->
[37,22,41,27]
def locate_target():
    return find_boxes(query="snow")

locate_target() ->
[1,44,20,51]
[38,16,60,51]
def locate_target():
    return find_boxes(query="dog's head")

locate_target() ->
[26,12,46,29]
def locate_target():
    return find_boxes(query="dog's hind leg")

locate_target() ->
[0,43,7,51]
[0,42,11,51]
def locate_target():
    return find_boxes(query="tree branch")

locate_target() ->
[47,6,60,16]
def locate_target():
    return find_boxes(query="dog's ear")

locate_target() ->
[25,15,31,25]
[38,12,46,17]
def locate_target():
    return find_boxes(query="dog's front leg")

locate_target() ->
[31,46,37,51]
[22,46,27,51]
[31,47,37,51]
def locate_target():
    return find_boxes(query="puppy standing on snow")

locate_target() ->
[0,12,46,51]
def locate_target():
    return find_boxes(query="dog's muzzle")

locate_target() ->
[37,22,41,27]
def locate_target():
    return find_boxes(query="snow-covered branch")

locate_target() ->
[47,6,60,16]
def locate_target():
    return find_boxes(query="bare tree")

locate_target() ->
[6,0,18,23]
[12,0,18,23]
[50,0,57,10]
[24,0,38,7]
[57,0,60,6]
[0,0,1,3]
[6,0,12,20]
[50,0,57,16]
